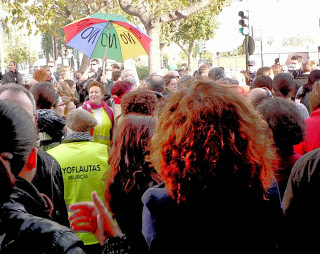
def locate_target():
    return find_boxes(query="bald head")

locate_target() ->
[147,74,165,93]
[0,83,37,124]
[247,87,272,107]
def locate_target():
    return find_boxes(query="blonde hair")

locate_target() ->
[309,80,320,112]
[55,81,76,100]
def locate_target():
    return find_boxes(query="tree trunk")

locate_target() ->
[80,55,90,73]
[147,26,161,75]
[188,40,195,74]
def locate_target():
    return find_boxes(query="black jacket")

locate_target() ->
[37,109,66,151]
[32,148,69,227]
[281,148,320,251]
[0,178,84,253]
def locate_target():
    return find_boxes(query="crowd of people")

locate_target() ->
[1,55,320,253]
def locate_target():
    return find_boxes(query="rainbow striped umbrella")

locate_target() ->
[63,12,151,61]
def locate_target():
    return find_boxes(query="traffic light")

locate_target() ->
[238,10,249,35]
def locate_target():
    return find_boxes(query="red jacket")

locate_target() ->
[294,108,320,155]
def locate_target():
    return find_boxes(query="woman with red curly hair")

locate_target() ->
[142,80,283,253]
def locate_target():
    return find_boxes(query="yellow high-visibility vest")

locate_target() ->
[92,108,112,146]
[47,141,110,245]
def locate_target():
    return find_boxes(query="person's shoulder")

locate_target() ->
[37,147,61,168]
[142,182,174,209]
[291,148,320,177]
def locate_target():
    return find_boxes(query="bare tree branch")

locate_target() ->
[118,0,151,27]
[83,0,93,15]
[159,0,213,24]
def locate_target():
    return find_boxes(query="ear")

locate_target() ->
[23,147,37,172]
[19,148,38,182]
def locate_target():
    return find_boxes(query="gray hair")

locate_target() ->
[0,83,37,115]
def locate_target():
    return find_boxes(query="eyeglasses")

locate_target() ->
[90,63,97,66]
[55,103,65,107]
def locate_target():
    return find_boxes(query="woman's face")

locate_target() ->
[89,86,103,104]
[54,96,66,117]
[166,78,178,93]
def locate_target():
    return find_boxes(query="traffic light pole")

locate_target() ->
[245,35,249,71]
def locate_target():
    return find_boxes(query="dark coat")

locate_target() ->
[37,109,66,151]
[0,178,84,253]
[1,70,24,85]
[142,181,283,253]
[32,148,70,227]
[281,147,320,251]
[109,168,162,254]
[294,73,309,90]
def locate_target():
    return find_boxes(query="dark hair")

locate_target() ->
[257,97,305,151]
[208,67,226,81]
[30,82,56,109]
[291,55,298,60]
[253,75,273,90]
[0,100,38,202]
[272,73,295,99]
[256,66,272,77]
[106,114,158,211]
[53,93,61,108]
[147,74,165,92]
[121,89,158,116]
[91,59,99,64]
[218,77,239,85]
[299,69,320,99]
[111,80,133,97]
[112,71,121,82]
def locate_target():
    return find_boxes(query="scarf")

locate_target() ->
[82,100,114,139]
[83,100,114,121]
[62,132,94,143]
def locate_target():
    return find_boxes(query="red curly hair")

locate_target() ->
[111,80,133,98]
[33,68,49,82]
[149,80,278,203]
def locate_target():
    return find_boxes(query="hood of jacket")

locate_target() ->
[37,109,66,142]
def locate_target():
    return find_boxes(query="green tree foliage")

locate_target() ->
[163,2,226,73]
[3,0,229,73]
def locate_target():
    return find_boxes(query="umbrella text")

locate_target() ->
[81,27,101,45]
[100,33,118,48]
[120,32,136,45]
